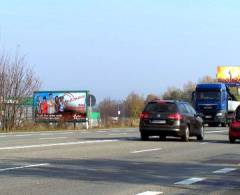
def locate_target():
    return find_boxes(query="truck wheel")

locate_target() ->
[197,126,204,141]
[182,126,190,142]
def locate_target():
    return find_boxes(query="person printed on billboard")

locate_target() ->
[55,96,60,113]
[47,93,55,114]
[36,95,42,114]
[41,96,48,114]
[59,96,65,113]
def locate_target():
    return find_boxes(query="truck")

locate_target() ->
[192,83,240,127]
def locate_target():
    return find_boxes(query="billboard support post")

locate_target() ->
[89,94,92,129]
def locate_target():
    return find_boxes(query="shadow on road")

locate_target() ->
[0,157,239,188]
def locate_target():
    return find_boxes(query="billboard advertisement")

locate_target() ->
[33,91,88,122]
[217,66,240,83]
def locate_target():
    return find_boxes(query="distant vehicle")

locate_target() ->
[192,83,240,127]
[139,99,204,142]
[229,105,240,143]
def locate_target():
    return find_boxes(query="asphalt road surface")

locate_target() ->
[0,127,239,195]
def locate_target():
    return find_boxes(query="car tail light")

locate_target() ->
[168,113,182,120]
[140,112,149,120]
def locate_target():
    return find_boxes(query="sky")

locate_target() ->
[0,0,240,102]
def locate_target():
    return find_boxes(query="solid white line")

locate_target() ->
[40,137,68,140]
[136,191,163,195]
[174,177,206,185]
[0,139,119,150]
[200,142,208,145]
[0,163,50,172]
[131,148,162,154]
[213,168,237,174]
[206,130,228,134]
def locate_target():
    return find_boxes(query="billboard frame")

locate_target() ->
[32,90,90,123]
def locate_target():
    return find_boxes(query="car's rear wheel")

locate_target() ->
[229,137,235,143]
[182,125,190,142]
[140,132,149,141]
[197,126,204,141]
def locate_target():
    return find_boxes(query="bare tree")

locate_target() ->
[0,53,40,131]
[97,98,118,125]
[145,94,159,104]
[124,92,145,119]
[182,81,196,102]
[198,75,217,83]
[161,87,183,100]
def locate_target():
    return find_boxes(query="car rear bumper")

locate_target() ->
[139,125,184,137]
[229,129,240,139]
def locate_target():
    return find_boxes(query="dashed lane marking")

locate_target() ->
[213,168,237,174]
[0,139,120,150]
[40,137,68,140]
[174,177,206,185]
[136,191,163,195]
[109,133,128,136]
[206,130,228,134]
[131,148,162,154]
[0,163,50,172]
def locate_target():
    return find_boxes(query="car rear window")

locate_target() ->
[144,102,177,113]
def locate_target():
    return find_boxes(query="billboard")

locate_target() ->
[217,66,240,83]
[33,91,88,122]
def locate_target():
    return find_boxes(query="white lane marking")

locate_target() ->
[213,168,237,174]
[15,132,74,137]
[0,163,50,172]
[109,133,128,136]
[0,139,119,150]
[174,177,206,185]
[40,132,73,136]
[131,148,162,154]
[200,142,208,145]
[15,134,35,137]
[136,191,163,195]
[97,131,107,133]
[40,137,68,140]
[206,130,228,134]
[80,131,89,134]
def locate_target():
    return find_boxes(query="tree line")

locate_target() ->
[97,76,216,126]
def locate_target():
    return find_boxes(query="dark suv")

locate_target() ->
[139,100,204,141]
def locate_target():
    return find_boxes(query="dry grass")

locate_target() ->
[0,119,139,133]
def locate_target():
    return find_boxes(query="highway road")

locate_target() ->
[0,127,239,195]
